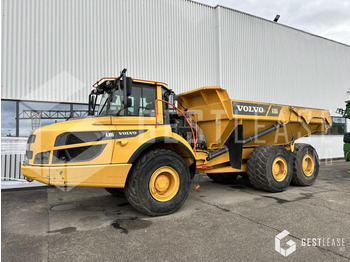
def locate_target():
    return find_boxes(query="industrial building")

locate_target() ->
[2,0,350,183]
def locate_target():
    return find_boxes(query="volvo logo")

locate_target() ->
[116,130,147,138]
[236,105,265,114]
[118,131,138,136]
[232,102,269,116]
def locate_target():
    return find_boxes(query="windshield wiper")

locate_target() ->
[98,95,112,115]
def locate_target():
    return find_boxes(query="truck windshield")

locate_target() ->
[97,83,157,117]
[98,90,122,116]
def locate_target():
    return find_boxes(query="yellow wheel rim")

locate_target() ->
[302,154,314,177]
[272,157,288,182]
[149,166,180,202]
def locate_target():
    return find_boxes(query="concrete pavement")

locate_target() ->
[2,160,350,261]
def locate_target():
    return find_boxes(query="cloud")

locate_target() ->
[196,0,350,45]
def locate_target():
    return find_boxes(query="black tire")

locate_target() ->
[125,149,191,216]
[207,173,238,184]
[247,145,293,192]
[291,143,319,186]
[105,188,125,198]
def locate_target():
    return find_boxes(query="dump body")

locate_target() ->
[179,86,331,172]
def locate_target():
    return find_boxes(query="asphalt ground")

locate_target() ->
[2,160,350,261]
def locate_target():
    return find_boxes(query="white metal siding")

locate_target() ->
[1,0,219,103]
[2,0,350,112]
[219,7,350,112]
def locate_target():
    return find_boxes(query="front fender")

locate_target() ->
[128,136,195,164]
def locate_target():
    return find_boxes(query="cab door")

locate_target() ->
[111,82,161,125]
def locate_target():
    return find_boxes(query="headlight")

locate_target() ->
[25,134,36,160]
[27,134,36,144]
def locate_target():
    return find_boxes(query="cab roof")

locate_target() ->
[93,77,169,90]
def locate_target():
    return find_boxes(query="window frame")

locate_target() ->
[124,82,157,117]
[328,116,346,135]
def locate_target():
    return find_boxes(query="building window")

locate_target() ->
[19,102,70,137]
[1,100,17,137]
[1,100,89,138]
[328,117,346,135]
[72,104,88,118]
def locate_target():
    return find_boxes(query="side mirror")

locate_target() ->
[126,77,133,96]
[88,93,95,115]
[121,77,133,96]
[126,97,132,107]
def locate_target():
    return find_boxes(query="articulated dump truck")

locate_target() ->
[22,69,331,216]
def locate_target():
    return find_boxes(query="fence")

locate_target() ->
[1,153,26,181]
[1,137,27,182]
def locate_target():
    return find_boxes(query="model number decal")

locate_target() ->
[267,106,282,116]
[104,132,115,138]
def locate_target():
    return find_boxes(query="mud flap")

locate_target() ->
[226,124,243,169]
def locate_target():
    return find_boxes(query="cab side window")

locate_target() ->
[128,83,156,117]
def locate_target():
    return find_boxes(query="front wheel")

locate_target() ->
[125,149,191,216]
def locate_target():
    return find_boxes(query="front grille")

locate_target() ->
[34,151,50,164]
[54,132,110,146]
[52,144,105,164]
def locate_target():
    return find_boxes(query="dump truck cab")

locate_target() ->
[22,69,198,215]
[22,69,331,216]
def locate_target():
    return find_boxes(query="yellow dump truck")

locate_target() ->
[22,69,331,216]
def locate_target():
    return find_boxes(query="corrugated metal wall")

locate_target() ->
[1,0,218,103]
[2,0,350,113]
[219,7,350,111]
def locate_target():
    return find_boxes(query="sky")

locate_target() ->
[196,0,350,45]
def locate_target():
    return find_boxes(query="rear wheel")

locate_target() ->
[247,145,293,192]
[291,143,319,186]
[207,173,239,184]
[105,188,125,198]
[125,149,191,216]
